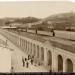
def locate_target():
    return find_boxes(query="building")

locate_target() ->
[0,29,75,72]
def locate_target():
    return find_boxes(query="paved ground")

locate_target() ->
[9,39,48,72]
[0,34,48,72]
[0,37,11,72]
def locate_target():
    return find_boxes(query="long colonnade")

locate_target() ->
[0,29,75,72]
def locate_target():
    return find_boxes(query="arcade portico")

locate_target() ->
[0,29,75,72]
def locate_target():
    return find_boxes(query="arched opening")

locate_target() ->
[37,45,39,58]
[47,51,52,66]
[66,59,73,72]
[58,55,63,72]
[41,47,44,61]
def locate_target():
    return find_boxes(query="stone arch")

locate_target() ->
[47,50,52,66]
[58,55,63,72]
[66,58,73,72]
[41,47,44,61]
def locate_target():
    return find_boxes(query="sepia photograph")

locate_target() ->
[0,0,75,73]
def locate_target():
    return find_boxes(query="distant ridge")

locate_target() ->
[0,12,75,31]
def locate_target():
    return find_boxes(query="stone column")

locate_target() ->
[63,58,66,72]
[30,43,33,56]
[43,48,48,66]
[37,45,40,64]
[37,46,40,60]
[52,51,58,72]
[21,39,23,51]
[33,44,35,57]
[31,44,34,56]
[25,41,27,54]
[17,35,19,46]
[28,42,30,55]
[22,39,24,51]
[24,40,25,52]
[27,42,29,54]
[73,61,75,72]
[38,47,41,62]
[24,40,26,52]
[25,40,27,53]
[19,38,21,47]
[18,37,20,46]
[29,42,32,56]
[26,41,28,54]
[38,47,43,65]
[34,45,37,64]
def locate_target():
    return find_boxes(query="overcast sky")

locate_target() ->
[0,1,75,18]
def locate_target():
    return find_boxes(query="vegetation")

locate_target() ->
[5,17,40,24]
[0,12,75,32]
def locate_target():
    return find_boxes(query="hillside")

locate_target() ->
[6,17,40,24]
[43,12,75,30]
[32,12,75,31]
[0,12,75,31]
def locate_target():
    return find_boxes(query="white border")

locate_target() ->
[69,0,75,2]
[0,0,71,2]
[0,0,74,2]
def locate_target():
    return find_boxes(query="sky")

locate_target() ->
[0,1,75,18]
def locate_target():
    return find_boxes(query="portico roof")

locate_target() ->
[10,30,75,54]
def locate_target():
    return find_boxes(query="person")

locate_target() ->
[38,62,41,66]
[36,29,37,34]
[30,59,33,65]
[22,57,25,67]
[49,66,52,73]
[24,58,27,66]
[53,30,55,37]
[49,69,52,73]
[26,61,29,68]
[25,58,27,61]
[6,40,7,44]
[11,66,14,73]
[32,56,34,59]
[28,55,30,60]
